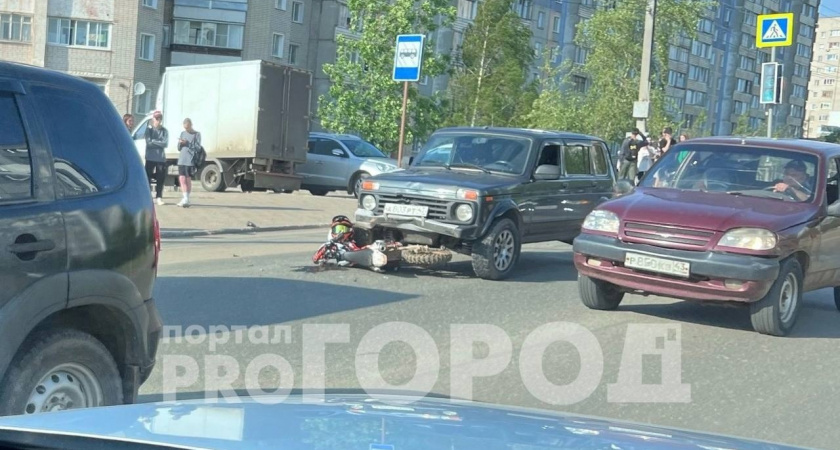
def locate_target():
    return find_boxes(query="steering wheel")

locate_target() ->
[764,185,797,199]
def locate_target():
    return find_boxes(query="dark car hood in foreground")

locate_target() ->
[0,394,806,450]
[371,168,520,193]
[602,188,818,232]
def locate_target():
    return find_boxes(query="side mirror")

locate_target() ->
[331,149,346,157]
[534,164,561,181]
[614,180,635,196]
[828,201,840,217]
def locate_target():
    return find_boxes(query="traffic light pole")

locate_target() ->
[767,47,775,138]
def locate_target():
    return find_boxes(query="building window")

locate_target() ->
[574,47,587,65]
[738,55,755,71]
[572,75,587,93]
[276,0,287,10]
[820,114,830,121]
[823,90,834,97]
[688,65,709,83]
[292,2,304,23]
[288,43,300,64]
[734,101,747,115]
[690,41,710,58]
[139,33,155,61]
[553,16,560,33]
[796,43,811,58]
[821,102,832,109]
[802,4,816,18]
[828,54,839,61]
[136,90,153,114]
[736,78,752,94]
[514,0,532,19]
[744,12,756,26]
[791,105,804,119]
[800,23,813,38]
[272,33,285,58]
[1,13,32,42]
[751,95,759,109]
[792,85,807,98]
[685,90,706,106]
[537,11,545,29]
[794,63,806,77]
[665,95,684,112]
[162,25,170,47]
[48,18,111,49]
[669,45,689,63]
[697,18,713,34]
[142,0,158,9]
[668,70,686,88]
[173,20,244,49]
[826,79,836,86]
[551,46,560,63]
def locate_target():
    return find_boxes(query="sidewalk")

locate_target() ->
[156,189,358,238]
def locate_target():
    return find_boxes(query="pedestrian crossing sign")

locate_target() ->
[756,13,794,48]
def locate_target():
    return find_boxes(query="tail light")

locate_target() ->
[152,205,161,273]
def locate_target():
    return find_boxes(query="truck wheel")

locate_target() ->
[834,286,840,312]
[578,274,624,310]
[309,189,329,196]
[471,218,520,280]
[0,329,122,416]
[750,258,803,337]
[200,164,227,192]
[401,247,452,267]
[351,172,370,198]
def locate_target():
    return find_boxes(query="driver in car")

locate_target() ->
[773,159,813,201]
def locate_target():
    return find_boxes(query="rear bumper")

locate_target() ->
[354,208,479,240]
[573,233,779,302]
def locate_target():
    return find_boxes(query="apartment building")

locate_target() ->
[0,0,165,119]
[663,0,817,137]
[805,15,840,137]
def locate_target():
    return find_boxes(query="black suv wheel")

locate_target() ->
[0,329,122,415]
[471,218,521,280]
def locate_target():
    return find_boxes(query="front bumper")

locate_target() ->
[573,233,780,302]
[354,208,479,240]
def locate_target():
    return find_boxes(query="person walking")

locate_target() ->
[123,114,134,132]
[145,110,168,206]
[618,128,645,181]
[176,118,201,208]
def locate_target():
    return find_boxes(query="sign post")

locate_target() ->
[393,34,425,167]
[756,13,793,138]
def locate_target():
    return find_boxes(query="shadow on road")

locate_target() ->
[620,294,840,338]
[381,250,578,283]
[154,276,418,330]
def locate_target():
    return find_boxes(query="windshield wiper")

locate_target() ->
[447,162,491,174]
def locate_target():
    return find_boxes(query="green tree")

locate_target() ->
[318,0,455,154]
[731,114,763,137]
[525,58,590,133]
[446,0,534,127]
[528,0,709,142]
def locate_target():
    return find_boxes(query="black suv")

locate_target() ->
[355,127,617,279]
[0,62,162,415]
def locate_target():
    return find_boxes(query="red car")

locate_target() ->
[573,137,840,336]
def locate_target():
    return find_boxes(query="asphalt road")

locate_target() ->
[140,229,840,449]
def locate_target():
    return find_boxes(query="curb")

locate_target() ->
[161,223,329,239]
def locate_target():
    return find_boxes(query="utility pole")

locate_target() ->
[635,0,657,136]
[767,47,775,138]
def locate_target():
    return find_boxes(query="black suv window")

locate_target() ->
[563,143,593,175]
[31,85,125,198]
[591,142,609,176]
[0,93,32,202]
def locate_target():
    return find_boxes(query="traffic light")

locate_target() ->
[760,62,782,104]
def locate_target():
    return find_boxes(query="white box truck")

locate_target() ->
[133,60,311,192]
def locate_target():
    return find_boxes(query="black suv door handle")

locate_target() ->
[8,239,55,255]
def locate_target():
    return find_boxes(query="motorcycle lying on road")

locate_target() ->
[313,216,452,272]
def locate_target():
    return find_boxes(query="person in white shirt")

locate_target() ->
[636,141,658,184]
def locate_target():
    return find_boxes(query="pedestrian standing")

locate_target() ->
[145,110,168,206]
[679,133,689,142]
[618,128,645,181]
[636,141,657,184]
[123,114,134,132]
[659,127,678,155]
[177,118,200,208]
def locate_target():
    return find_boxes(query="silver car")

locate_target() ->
[299,132,400,197]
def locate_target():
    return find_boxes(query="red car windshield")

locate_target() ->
[639,145,819,202]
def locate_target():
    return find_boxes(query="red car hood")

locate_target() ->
[601,188,819,232]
